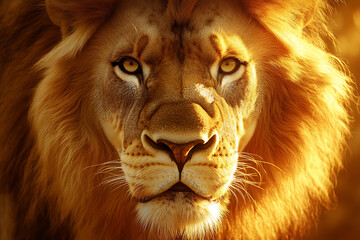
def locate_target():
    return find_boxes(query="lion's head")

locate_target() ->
[0,0,352,239]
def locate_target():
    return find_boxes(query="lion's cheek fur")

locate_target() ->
[27,58,139,238]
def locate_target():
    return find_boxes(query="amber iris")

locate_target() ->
[219,57,240,74]
[121,58,139,73]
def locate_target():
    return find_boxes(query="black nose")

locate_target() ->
[144,134,216,173]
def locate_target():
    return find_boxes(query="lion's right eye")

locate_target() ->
[120,57,142,74]
[112,57,142,87]
[112,57,142,75]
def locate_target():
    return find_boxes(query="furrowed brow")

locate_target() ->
[135,35,149,58]
[209,34,225,58]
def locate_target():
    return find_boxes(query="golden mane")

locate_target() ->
[0,0,352,239]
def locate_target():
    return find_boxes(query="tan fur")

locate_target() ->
[0,0,352,239]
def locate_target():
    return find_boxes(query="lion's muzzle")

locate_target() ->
[143,133,217,174]
[141,101,220,174]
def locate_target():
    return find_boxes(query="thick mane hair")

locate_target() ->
[0,0,352,239]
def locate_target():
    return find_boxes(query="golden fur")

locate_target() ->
[0,0,352,239]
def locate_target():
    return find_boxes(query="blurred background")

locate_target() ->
[308,0,360,239]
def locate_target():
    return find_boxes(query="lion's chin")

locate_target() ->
[136,192,228,239]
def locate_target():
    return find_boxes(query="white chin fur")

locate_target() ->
[136,193,227,239]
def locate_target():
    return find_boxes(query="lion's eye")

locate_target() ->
[114,57,142,75]
[219,57,241,74]
[217,57,248,87]
[112,57,143,87]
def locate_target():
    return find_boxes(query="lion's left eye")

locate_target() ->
[219,57,240,74]
[218,57,247,87]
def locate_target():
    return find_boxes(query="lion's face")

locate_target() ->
[86,0,276,236]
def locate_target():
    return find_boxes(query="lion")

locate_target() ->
[0,0,352,239]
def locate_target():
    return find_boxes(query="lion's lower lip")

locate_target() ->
[135,186,222,203]
[136,182,196,203]
[167,182,194,192]
[137,196,156,203]
[136,192,206,203]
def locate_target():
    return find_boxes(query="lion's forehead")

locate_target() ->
[117,0,224,33]
[106,0,249,66]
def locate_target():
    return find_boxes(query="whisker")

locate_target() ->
[228,187,239,208]
[237,151,284,173]
[229,184,246,203]
[82,156,129,193]
[82,160,122,171]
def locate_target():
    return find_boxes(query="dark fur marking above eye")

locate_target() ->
[136,35,149,58]
[209,34,223,57]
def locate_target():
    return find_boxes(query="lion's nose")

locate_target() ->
[144,135,216,173]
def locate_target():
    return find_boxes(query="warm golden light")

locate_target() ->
[353,9,360,29]
[308,1,360,239]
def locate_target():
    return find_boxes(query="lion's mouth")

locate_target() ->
[136,182,213,203]
[167,182,194,192]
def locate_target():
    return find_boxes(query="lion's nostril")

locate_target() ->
[144,134,172,153]
[157,139,203,173]
[144,134,216,173]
